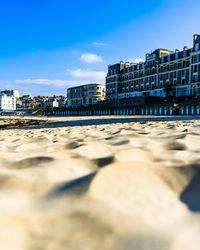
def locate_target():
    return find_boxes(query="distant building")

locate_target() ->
[18,95,33,109]
[16,95,67,109]
[67,83,105,108]
[0,94,16,111]
[31,96,46,108]
[21,95,33,100]
[58,96,67,108]
[106,34,200,100]
[0,89,20,98]
[43,97,59,108]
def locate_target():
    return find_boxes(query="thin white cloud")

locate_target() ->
[80,53,103,63]
[129,58,144,63]
[68,69,106,82]
[15,79,81,88]
[92,42,108,47]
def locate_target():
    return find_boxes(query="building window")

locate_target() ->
[167,65,169,71]
[194,55,198,63]
[174,71,177,78]
[195,43,199,51]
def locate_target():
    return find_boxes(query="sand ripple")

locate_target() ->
[0,117,200,249]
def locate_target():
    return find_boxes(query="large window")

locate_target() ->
[194,65,198,73]
[195,43,199,51]
[194,55,198,63]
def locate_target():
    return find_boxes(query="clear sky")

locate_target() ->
[0,0,199,96]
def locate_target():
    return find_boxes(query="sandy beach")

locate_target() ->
[0,116,200,250]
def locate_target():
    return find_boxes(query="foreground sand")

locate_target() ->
[0,116,200,250]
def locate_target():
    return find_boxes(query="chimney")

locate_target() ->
[125,62,130,67]
[193,34,198,45]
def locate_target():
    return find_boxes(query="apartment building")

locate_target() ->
[106,34,200,99]
[0,93,16,111]
[0,90,20,98]
[67,83,105,108]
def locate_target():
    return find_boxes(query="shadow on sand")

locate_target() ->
[180,168,200,212]
[26,115,200,130]
[48,172,97,198]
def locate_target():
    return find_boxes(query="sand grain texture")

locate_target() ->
[0,116,200,250]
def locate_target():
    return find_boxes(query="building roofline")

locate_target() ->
[67,83,105,90]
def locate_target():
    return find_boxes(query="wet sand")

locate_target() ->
[0,117,48,129]
[0,116,200,250]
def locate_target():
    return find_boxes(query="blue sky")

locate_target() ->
[0,0,199,96]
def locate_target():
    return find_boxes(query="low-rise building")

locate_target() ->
[18,95,34,109]
[17,95,67,109]
[58,96,67,108]
[67,83,105,108]
[43,97,59,108]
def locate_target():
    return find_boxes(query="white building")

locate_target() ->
[0,89,20,98]
[43,97,59,108]
[0,94,16,111]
